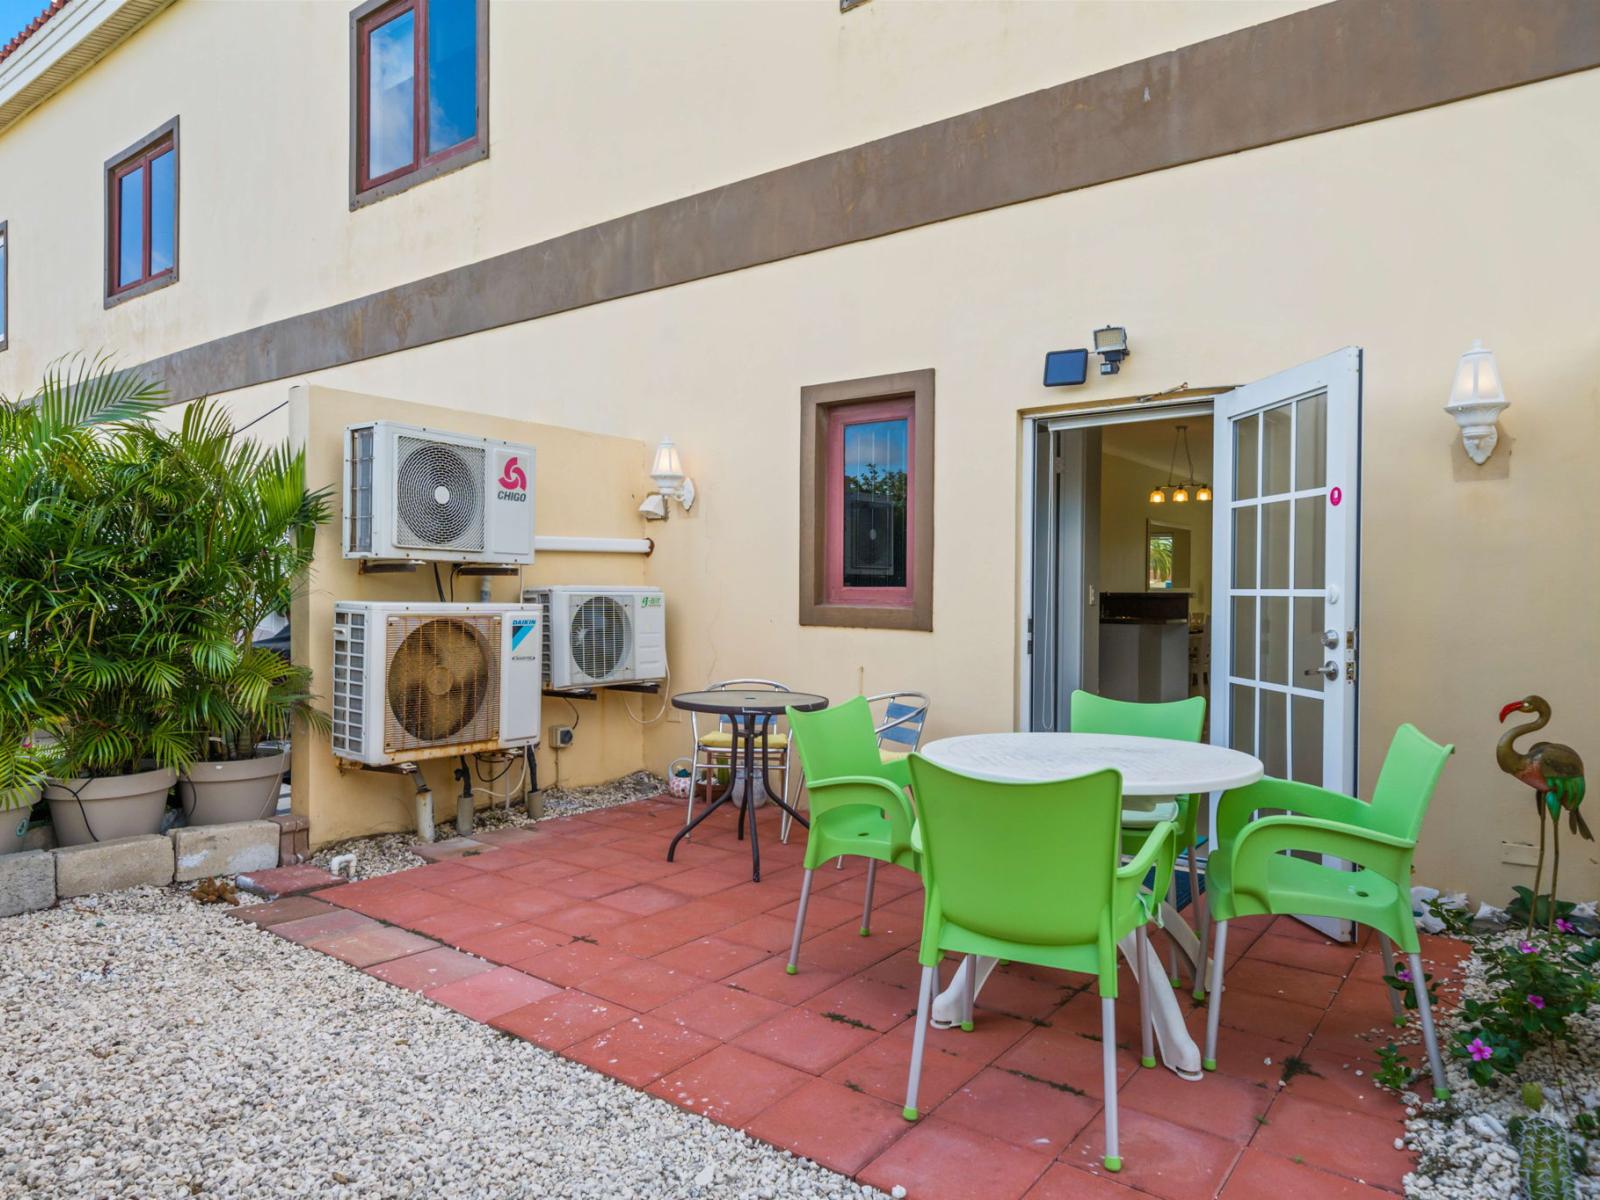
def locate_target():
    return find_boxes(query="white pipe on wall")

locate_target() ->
[533,535,653,555]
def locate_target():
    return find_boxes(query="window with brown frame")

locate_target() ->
[104,119,178,307]
[800,370,935,631]
[351,0,488,207]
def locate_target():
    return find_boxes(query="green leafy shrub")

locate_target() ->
[1451,930,1600,1087]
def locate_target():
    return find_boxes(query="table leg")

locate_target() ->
[744,716,762,882]
[667,744,742,862]
[761,717,810,833]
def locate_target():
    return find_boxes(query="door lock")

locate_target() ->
[1320,629,1340,648]
[1303,661,1339,681]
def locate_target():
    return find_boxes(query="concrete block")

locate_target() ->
[170,821,280,883]
[268,813,309,865]
[54,835,175,898]
[0,850,56,917]
[236,863,341,899]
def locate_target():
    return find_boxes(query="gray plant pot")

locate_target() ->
[45,768,176,847]
[178,750,288,826]
[0,787,39,855]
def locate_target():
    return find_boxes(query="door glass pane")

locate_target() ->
[1259,689,1287,777]
[148,149,175,276]
[427,0,477,153]
[1293,496,1325,589]
[1292,596,1326,682]
[1291,695,1323,785]
[841,418,908,588]
[1233,415,1258,500]
[1296,392,1327,489]
[367,9,416,178]
[1262,404,1292,495]
[1230,597,1255,679]
[1259,596,1288,685]
[1229,684,1255,754]
[1260,500,1290,590]
[117,165,144,287]
[1231,506,1256,589]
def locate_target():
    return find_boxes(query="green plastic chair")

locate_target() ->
[1070,691,1208,990]
[783,697,919,975]
[902,753,1177,1173]
[1202,723,1454,1096]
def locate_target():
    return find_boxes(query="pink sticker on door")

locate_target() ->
[1330,486,1343,506]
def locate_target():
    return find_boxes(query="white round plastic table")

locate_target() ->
[918,731,1264,1080]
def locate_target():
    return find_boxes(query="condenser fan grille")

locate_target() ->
[394,436,485,550]
[384,615,500,752]
[570,596,632,680]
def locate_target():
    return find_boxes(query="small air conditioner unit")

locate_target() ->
[524,586,667,692]
[331,602,543,766]
[344,421,535,563]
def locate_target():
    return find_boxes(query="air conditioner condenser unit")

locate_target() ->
[523,586,666,692]
[344,421,535,563]
[331,602,543,766]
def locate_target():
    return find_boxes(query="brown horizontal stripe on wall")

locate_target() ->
[140,0,1600,405]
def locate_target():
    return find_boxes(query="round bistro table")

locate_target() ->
[667,688,828,882]
[919,731,1264,1079]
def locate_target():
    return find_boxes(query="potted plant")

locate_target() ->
[0,357,199,845]
[158,402,330,825]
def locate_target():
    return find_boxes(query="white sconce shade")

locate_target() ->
[650,438,686,493]
[1445,340,1510,464]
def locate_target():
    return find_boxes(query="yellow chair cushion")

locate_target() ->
[699,730,789,751]
[879,748,911,764]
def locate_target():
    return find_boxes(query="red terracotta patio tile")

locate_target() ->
[399,860,479,887]
[1221,1147,1399,1199]
[936,1066,1101,1156]
[651,983,789,1040]
[1060,1107,1241,1200]
[718,913,804,954]
[1277,1048,1401,1118]
[724,956,848,1005]
[652,936,771,981]
[1023,1162,1146,1200]
[824,1030,983,1109]
[348,887,463,927]
[471,827,545,848]
[647,1044,811,1125]
[317,924,439,968]
[238,864,343,898]
[472,887,573,923]
[227,896,336,927]
[994,1021,1139,1099]
[1186,1024,1304,1088]
[491,989,637,1051]
[860,1117,1052,1200]
[801,975,919,1033]
[268,908,375,945]
[420,872,524,906]
[410,903,514,944]
[451,921,571,965]
[364,946,494,993]
[1225,958,1344,1010]
[513,940,637,988]
[538,901,636,937]
[1119,1062,1272,1143]
[745,1077,911,1178]
[1208,986,1324,1045]
[733,1004,879,1074]
[1250,1094,1411,1191]
[565,1014,719,1087]
[584,958,706,1010]
[411,838,487,863]
[599,883,694,916]
[1244,933,1362,977]
[545,869,637,900]
[426,965,563,1021]
[764,891,863,930]
[498,859,585,888]
[974,967,1080,1023]
[593,914,704,957]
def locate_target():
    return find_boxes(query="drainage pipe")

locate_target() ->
[533,536,653,555]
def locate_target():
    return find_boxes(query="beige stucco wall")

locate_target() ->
[0,0,1312,391]
[285,385,654,846]
[198,66,1600,901]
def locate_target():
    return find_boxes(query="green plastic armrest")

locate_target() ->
[1115,820,1177,921]
[1215,777,1375,847]
[1229,814,1413,900]
[805,774,917,846]
[879,755,911,791]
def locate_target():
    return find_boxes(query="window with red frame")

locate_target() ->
[824,398,915,607]
[354,0,485,199]
[107,128,176,301]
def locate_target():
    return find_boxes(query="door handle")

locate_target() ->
[1303,661,1339,681]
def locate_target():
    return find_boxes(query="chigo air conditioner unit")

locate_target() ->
[330,602,543,766]
[343,421,535,563]
[523,586,666,692]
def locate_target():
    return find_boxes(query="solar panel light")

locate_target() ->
[1093,325,1130,375]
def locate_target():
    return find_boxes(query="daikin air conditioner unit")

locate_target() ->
[331,602,543,766]
[523,586,667,692]
[344,421,535,564]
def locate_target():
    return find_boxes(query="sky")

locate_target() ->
[0,0,48,49]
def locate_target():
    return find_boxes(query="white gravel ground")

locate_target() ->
[0,885,884,1200]
[1402,931,1600,1199]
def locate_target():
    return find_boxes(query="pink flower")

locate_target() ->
[1518,941,1538,955]
[1467,1037,1493,1062]
[1396,965,1412,983]
[1527,995,1546,1010]
[1556,918,1576,934]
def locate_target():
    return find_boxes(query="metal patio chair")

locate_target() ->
[682,678,795,837]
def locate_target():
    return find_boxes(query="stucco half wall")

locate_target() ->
[287,385,657,847]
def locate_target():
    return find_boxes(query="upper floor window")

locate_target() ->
[0,221,8,352]
[105,118,178,307]
[351,0,488,207]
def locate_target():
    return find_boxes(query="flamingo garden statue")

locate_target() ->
[1497,695,1590,930]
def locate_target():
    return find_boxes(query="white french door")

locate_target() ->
[1211,348,1361,941]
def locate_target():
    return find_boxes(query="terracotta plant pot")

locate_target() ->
[178,750,288,826]
[0,787,39,855]
[45,767,176,847]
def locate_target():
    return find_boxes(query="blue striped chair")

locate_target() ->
[781,691,930,845]
[683,678,795,836]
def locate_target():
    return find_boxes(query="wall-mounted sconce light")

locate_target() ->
[1093,326,1130,375]
[640,437,696,520]
[1444,340,1510,465]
